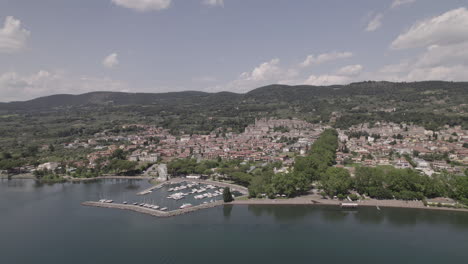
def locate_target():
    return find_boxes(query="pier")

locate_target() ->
[136,182,167,195]
[340,202,359,208]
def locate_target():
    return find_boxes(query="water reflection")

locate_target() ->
[223,204,233,219]
[244,204,468,230]
[247,205,315,221]
[353,208,385,225]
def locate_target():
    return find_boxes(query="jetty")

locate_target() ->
[137,183,165,195]
[82,200,224,218]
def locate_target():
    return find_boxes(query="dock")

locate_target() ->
[137,182,167,195]
[340,202,358,208]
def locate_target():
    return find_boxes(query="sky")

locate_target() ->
[1,0,468,102]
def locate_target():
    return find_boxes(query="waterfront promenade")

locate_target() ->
[233,194,468,213]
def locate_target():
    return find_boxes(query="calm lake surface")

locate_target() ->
[1,179,467,264]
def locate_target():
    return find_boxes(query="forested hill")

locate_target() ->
[0,81,467,134]
[2,81,467,110]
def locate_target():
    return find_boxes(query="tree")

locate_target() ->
[321,167,352,196]
[223,187,234,202]
[111,149,126,160]
[0,152,12,160]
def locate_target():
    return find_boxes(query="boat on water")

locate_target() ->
[133,202,138,205]
[123,201,128,204]
[340,202,358,208]
[160,207,168,211]
[180,203,192,209]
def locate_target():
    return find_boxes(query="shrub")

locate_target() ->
[349,193,359,201]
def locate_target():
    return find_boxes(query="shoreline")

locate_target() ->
[0,173,35,179]
[3,176,465,214]
[232,195,468,213]
[83,198,468,219]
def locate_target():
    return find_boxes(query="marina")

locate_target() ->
[87,179,248,216]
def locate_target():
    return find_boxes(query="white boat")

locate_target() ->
[180,203,192,209]
[123,201,128,204]
[160,207,168,211]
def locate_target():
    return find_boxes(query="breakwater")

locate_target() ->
[82,200,225,218]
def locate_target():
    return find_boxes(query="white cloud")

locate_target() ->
[302,65,364,86]
[111,0,171,12]
[242,58,281,81]
[377,43,468,82]
[0,16,30,53]
[336,64,363,76]
[203,0,224,7]
[391,7,468,50]
[366,13,383,32]
[0,70,127,102]
[378,8,468,83]
[304,74,351,86]
[391,0,416,9]
[211,55,364,92]
[208,58,301,93]
[300,51,353,67]
[102,53,119,68]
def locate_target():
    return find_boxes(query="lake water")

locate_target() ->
[1,178,467,264]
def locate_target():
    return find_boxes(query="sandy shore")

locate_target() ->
[232,194,468,213]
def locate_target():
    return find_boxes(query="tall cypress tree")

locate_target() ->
[223,187,234,202]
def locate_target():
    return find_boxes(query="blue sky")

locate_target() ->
[1,0,468,101]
